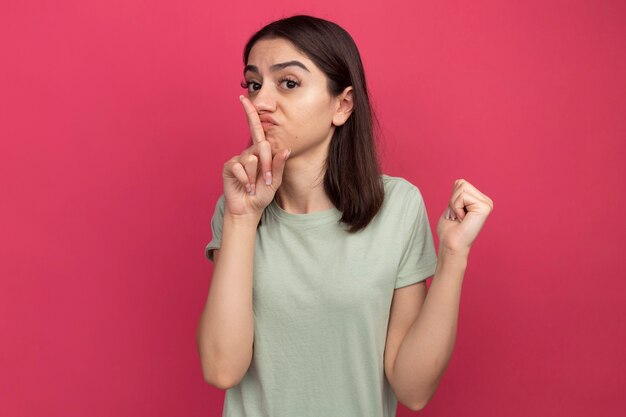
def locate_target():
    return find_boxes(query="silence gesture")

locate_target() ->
[222,95,291,218]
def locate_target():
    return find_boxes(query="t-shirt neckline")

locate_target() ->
[267,197,342,225]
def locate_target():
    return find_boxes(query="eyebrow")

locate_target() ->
[243,60,311,76]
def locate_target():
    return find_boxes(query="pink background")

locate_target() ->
[1,1,625,416]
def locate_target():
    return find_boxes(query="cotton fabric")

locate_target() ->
[205,174,438,417]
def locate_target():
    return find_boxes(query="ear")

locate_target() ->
[332,86,354,127]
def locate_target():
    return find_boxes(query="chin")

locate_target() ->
[267,136,288,149]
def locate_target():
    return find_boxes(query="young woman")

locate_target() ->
[196,14,494,417]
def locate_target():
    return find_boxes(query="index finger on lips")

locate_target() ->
[239,95,266,144]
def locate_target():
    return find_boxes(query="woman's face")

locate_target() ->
[243,38,352,157]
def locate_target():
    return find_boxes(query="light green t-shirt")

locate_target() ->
[205,174,438,417]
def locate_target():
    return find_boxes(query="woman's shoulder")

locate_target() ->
[380,173,425,201]
[377,173,428,224]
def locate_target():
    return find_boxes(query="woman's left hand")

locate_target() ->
[436,179,494,257]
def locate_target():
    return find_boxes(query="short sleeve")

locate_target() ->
[204,194,225,262]
[395,186,438,288]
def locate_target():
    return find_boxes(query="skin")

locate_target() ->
[195,38,354,390]
[225,37,354,218]
[198,36,496,406]
[386,180,493,410]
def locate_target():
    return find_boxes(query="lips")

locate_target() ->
[259,115,277,125]
[259,115,277,131]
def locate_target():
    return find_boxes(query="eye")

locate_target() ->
[278,76,300,90]
[240,80,261,92]
[239,77,300,93]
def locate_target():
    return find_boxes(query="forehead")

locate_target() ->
[246,38,315,70]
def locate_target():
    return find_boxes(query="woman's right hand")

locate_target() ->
[222,95,291,218]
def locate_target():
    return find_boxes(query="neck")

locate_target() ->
[274,148,334,214]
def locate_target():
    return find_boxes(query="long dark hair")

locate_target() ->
[243,15,384,233]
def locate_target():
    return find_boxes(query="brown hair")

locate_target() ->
[243,15,385,233]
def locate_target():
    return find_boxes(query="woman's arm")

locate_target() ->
[392,178,492,409]
[196,94,290,389]
[196,210,260,389]
[390,248,468,410]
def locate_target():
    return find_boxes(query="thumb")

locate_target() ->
[271,149,291,187]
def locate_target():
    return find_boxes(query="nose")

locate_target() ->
[250,82,277,113]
